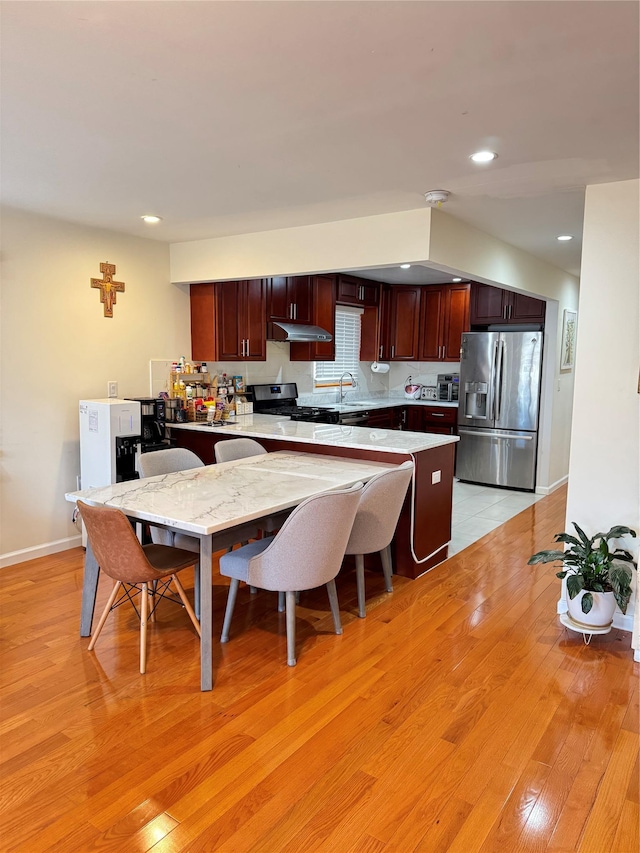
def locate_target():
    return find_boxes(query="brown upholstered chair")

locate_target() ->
[78,501,201,674]
[219,482,363,666]
[344,461,414,617]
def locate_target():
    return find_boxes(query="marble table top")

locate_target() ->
[170,413,458,454]
[65,451,399,537]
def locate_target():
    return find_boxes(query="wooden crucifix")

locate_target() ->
[91,262,125,318]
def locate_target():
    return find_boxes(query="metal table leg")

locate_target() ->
[80,540,100,637]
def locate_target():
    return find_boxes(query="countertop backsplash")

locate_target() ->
[151,345,460,409]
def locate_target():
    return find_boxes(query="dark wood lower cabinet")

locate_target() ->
[405,405,458,436]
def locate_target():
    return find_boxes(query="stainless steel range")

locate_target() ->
[247,383,340,424]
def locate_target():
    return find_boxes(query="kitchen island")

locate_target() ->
[168,415,458,578]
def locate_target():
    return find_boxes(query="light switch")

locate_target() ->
[108,381,118,398]
[432,470,441,484]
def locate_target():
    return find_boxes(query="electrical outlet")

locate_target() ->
[431,469,442,485]
[107,380,118,398]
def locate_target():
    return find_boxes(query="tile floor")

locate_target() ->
[449,479,544,556]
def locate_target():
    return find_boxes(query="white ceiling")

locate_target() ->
[2,1,638,278]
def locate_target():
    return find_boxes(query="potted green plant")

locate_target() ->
[528,523,637,628]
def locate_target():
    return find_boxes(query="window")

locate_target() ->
[314,305,363,388]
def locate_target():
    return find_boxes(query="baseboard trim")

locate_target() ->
[536,474,568,496]
[1,536,82,568]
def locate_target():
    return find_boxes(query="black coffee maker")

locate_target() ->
[126,397,170,452]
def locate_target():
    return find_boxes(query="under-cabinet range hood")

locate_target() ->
[267,321,333,343]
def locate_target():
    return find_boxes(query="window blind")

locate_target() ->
[314,305,363,387]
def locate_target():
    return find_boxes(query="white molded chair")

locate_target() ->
[345,461,414,617]
[219,482,363,666]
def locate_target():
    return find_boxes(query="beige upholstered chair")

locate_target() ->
[214,438,268,464]
[78,500,201,675]
[219,482,363,666]
[345,461,414,618]
[137,448,204,551]
[214,437,290,536]
[138,447,260,612]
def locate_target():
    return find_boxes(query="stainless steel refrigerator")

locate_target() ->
[456,331,543,491]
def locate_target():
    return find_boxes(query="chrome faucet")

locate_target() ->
[338,371,357,403]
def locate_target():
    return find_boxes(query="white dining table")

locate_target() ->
[65,451,399,690]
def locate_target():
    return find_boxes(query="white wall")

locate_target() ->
[565,180,639,632]
[0,208,191,565]
[170,208,433,283]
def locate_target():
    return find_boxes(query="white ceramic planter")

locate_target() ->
[567,590,617,629]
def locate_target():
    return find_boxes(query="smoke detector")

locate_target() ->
[424,190,451,206]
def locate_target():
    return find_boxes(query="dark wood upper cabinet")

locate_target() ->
[336,274,380,307]
[290,274,336,361]
[190,280,266,362]
[510,291,547,323]
[420,283,470,362]
[380,285,422,360]
[266,276,312,324]
[470,282,545,326]
[441,283,470,360]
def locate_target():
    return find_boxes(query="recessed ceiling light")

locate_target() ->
[141,214,162,224]
[452,277,462,282]
[400,264,411,270]
[470,150,498,163]
[556,235,573,241]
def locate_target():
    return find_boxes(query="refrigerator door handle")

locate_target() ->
[491,340,499,420]
[495,339,505,422]
[458,429,534,440]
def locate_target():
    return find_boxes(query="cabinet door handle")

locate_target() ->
[379,345,383,359]
[509,305,513,320]
[289,304,293,319]
[391,345,395,358]
[431,413,445,417]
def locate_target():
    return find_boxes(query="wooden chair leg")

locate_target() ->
[88,581,121,651]
[355,554,366,618]
[172,574,201,638]
[326,579,343,635]
[381,544,394,593]
[220,578,240,643]
[285,590,297,666]
[140,582,148,674]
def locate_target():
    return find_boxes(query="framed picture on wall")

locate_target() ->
[561,309,577,370]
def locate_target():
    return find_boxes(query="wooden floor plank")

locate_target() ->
[1,485,638,852]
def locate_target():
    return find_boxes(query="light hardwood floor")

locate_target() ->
[1,486,638,852]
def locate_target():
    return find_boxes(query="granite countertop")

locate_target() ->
[170,413,458,454]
